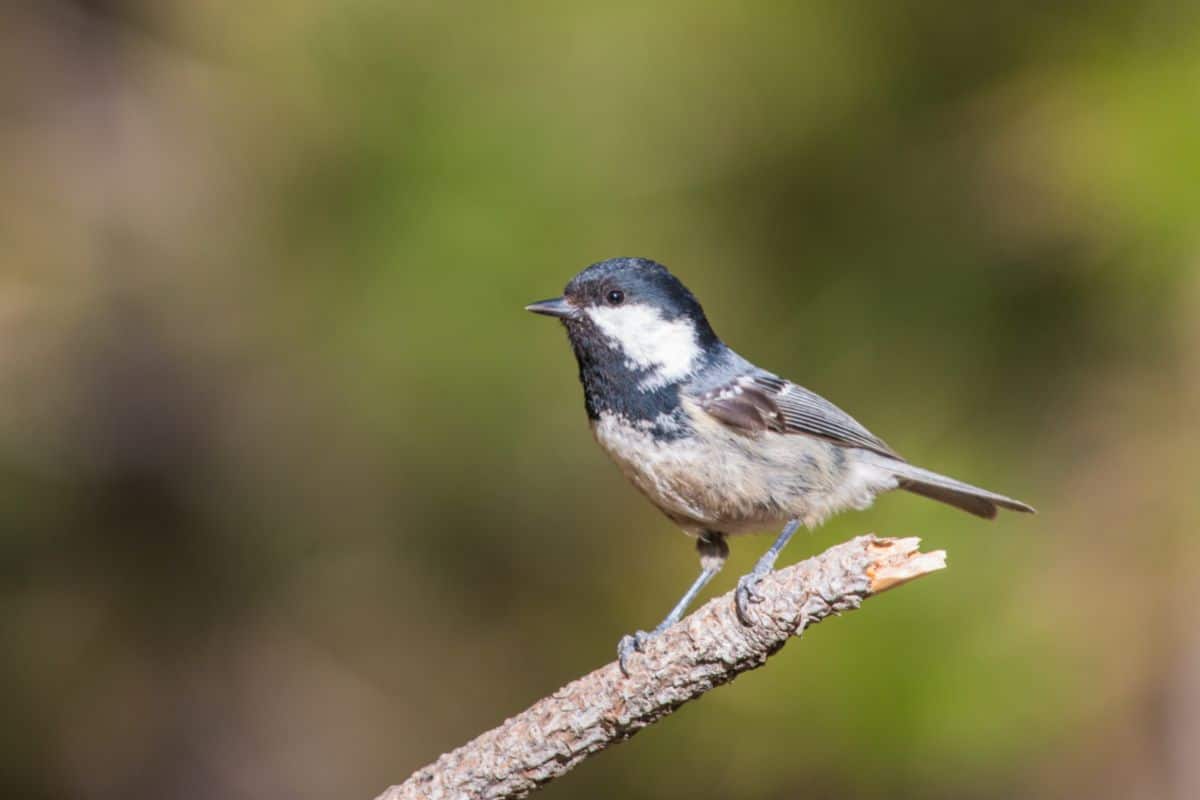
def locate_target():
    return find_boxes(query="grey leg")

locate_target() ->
[735,518,801,625]
[618,532,728,676]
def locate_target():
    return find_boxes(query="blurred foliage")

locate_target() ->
[2,2,1200,799]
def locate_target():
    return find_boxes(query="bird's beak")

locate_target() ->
[524,296,577,319]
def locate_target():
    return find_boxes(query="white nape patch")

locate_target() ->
[586,303,702,388]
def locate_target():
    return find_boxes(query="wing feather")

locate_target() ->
[696,372,901,459]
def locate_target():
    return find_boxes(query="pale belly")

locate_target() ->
[591,400,898,535]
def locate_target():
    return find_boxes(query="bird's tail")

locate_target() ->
[868,456,1035,519]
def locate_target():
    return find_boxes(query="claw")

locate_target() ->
[735,573,766,625]
[733,519,799,626]
[617,630,651,676]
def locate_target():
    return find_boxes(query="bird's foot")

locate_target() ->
[617,630,654,676]
[734,519,798,625]
[734,568,770,625]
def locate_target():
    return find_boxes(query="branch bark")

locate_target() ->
[376,534,946,800]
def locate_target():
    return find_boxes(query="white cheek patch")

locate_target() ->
[586,303,702,387]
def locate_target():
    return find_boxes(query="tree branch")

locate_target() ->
[375,534,946,800]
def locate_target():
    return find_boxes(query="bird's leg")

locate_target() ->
[618,532,728,675]
[735,518,801,625]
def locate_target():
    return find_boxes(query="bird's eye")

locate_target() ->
[606,290,624,305]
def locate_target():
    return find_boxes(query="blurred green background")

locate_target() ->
[3,2,1200,799]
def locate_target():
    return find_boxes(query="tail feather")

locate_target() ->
[876,459,1035,519]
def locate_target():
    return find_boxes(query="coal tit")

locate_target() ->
[526,257,1033,674]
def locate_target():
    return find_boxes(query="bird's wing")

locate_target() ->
[695,371,902,459]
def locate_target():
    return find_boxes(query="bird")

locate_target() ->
[525,257,1033,674]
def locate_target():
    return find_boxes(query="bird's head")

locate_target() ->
[526,258,720,389]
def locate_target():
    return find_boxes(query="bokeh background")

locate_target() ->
[3,2,1200,799]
